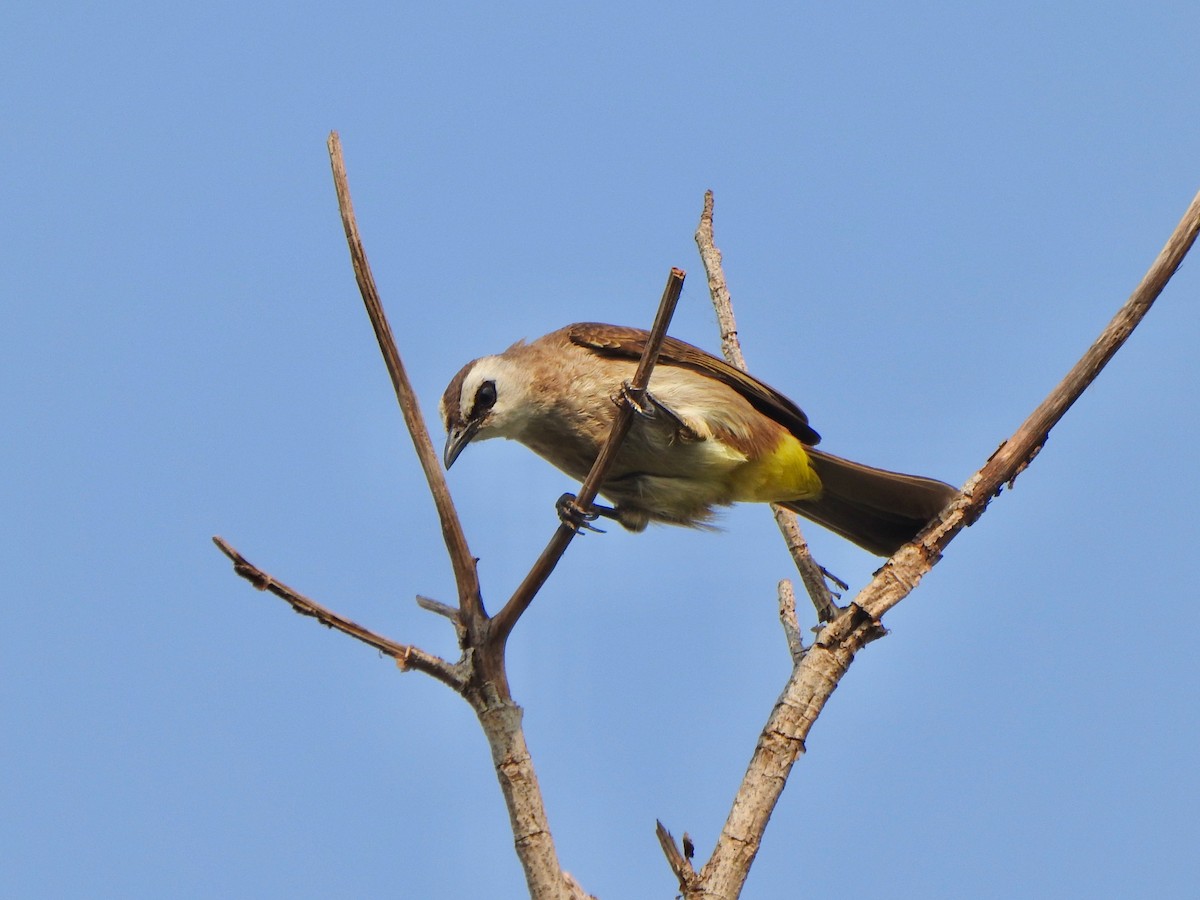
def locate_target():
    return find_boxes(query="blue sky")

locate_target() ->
[3,3,1198,898]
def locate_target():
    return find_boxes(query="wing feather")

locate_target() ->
[566,322,821,445]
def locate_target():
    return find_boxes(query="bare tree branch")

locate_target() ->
[472,695,597,900]
[769,506,841,622]
[694,190,840,622]
[212,537,467,691]
[488,267,686,645]
[685,186,1200,899]
[862,184,1200,623]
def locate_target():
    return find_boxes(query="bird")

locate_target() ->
[440,322,957,556]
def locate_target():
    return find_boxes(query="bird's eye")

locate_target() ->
[473,380,497,415]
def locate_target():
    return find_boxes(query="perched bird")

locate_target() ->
[440,323,957,556]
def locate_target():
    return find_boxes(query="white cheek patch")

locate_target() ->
[462,356,535,440]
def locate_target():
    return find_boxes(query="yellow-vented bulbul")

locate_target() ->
[440,323,956,556]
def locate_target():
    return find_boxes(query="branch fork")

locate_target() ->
[214,138,1199,899]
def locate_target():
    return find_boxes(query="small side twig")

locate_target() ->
[416,595,466,643]
[776,580,805,663]
[695,190,840,623]
[655,820,697,892]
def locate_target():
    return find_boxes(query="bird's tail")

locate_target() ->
[783,448,958,556]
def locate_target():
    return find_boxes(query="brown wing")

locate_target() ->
[566,322,821,445]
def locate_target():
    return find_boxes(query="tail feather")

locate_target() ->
[784,448,957,556]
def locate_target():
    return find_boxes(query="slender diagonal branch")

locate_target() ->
[488,267,686,645]
[212,537,466,691]
[694,190,839,622]
[856,185,1200,622]
[327,132,484,628]
[689,186,1200,899]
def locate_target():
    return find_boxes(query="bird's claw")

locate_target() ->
[556,493,607,533]
[614,381,653,417]
[614,382,693,436]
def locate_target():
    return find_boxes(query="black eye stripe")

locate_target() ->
[472,380,497,417]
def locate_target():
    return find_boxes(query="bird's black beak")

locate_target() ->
[443,419,480,469]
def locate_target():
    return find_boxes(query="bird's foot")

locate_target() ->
[613,382,697,443]
[555,493,612,533]
[614,381,654,417]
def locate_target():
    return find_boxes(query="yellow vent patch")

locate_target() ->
[728,434,822,503]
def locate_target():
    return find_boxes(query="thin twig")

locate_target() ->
[694,190,840,622]
[776,580,805,664]
[326,132,485,630]
[694,194,745,370]
[416,595,466,643]
[415,594,463,623]
[488,268,686,645]
[693,186,1200,899]
[575,268,688,513]
[212,537,466,691]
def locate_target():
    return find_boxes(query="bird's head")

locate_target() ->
[439,355,536,469]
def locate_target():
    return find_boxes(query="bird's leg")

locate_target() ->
[555,493,616,533]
